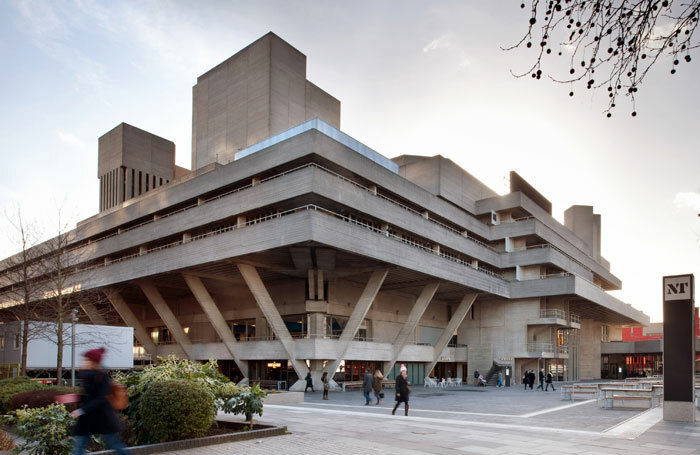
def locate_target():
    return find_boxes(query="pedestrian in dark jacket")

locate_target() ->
[522,371,528,390]
[537,369,545,390]
[67,347,127,455]
[305,371,314,392]
[392,364,410,416]
[362,369,373,405]
[528,370,535,390]
[545,371,556,391]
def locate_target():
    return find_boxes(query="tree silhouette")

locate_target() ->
[505,0,699,116]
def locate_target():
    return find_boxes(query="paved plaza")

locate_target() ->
[159,386,700,454]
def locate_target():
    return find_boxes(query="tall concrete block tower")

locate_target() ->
[97,123,177,212]
[191,32,341,170]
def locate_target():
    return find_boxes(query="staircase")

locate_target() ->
[484,362,507,386]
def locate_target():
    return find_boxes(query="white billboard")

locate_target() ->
[25,322,134,370]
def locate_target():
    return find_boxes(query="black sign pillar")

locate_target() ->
[663,274,695,422]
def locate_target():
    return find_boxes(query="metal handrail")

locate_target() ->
[539,309,567,320]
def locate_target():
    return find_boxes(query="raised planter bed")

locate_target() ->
[262,391,304,405]
[91,421,287,455]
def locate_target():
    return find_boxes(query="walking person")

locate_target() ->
[392,364,410,416]
[528,370,535,390]
[522,371,528,390]
[321,372,330,400]
[545,370,556,391]
[304,371,315,392]
[63,347,128,455]
[362,368,373,405]
[373,369,384,405]
[474,369,480,386]
[497,371,504,388]
[537,369,545,391]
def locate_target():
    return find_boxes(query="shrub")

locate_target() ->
[139,380,216,443]
[0,429,14,451]
[8,404,73,455]
[0,377,46,413]
[116,356,234,444]
[218,383,266,429]
[9,387,80,413]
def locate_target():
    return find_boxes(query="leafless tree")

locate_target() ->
[505,0,699,116]
[1,207,45,375]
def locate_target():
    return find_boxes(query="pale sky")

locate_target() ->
[0,1,698,322]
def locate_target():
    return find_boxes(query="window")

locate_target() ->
[601,325,609,343]
[131,169,135,198]
[229,319,256,341]
[14,333,20,350]
[469,305,475,320]
[138,171,142,194]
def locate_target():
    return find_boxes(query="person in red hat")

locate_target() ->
[60,347,128,455]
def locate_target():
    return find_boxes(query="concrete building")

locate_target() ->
[0,32,649,389]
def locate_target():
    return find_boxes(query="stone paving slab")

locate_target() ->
[159,387,700,454]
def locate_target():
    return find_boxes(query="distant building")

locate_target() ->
[601,308,699,379]
[0,33,650,388]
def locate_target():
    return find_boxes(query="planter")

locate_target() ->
[91,422,286,455]
[262,391,304,405]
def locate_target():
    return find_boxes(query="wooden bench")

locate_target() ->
[600,387,661,409]
[561,384,597,401]
[603,395,658,409]
[340,381,364,392]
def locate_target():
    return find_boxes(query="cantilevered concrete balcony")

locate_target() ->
[527,309,581,329]
[515,343,570,359]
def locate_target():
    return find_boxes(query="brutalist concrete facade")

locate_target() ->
[0,32,648,389]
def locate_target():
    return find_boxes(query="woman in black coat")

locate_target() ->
[69,347,127,455]
[305,371,315,392]
[392,365,410,416]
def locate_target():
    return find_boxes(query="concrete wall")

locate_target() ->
[393,155,497,214]
[579,318,602,379]
[191,33,340,170]
[564,205,601,261]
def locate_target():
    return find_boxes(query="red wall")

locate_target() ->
[623,307,699,341]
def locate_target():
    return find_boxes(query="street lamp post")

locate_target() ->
[71,309,78,387]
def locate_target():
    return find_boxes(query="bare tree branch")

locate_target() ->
[505,0,699,116]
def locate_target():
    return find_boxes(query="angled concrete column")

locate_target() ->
[424,293,478,379]
[384,282,440,376]
[182,274,249,378]
[140,282,193,359]
[236,263,309,382]
[79,300,107,325]
[323,268,389,378]
[105,289,157,355]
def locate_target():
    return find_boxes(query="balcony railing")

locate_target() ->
[536,309,580,326]
[539,309,567,319]
[526,343,569,354]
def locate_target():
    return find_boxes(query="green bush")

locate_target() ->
[7,403,73,455]
[218,383,266,429]
[139,380,216,443]
[115,356,236,444]
[0,377,46,413]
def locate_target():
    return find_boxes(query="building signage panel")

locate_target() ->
[662,274,695,422]
[664,275,693,301]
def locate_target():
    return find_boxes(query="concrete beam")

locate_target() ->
[384,282,439,376]
[182,274,249,377]
[236,263,309,379]
[104,289,157,355]
[424,293,478,378]
[79,300,107,325]
[323,268,389,377]
[139,281,194,359]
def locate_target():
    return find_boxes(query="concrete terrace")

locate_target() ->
[164,387,700,454]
